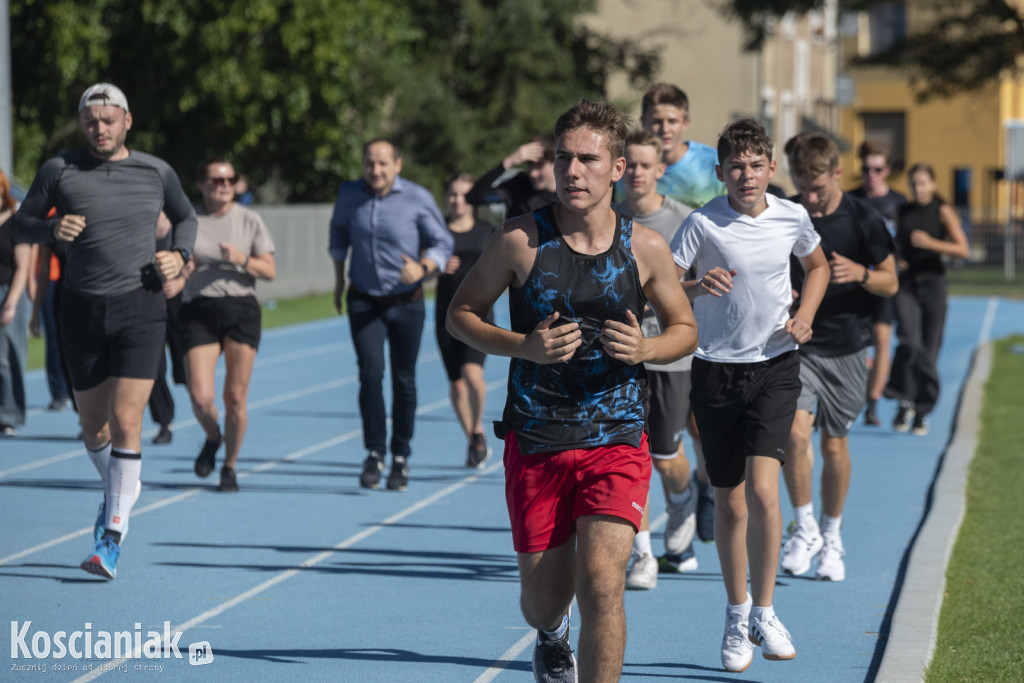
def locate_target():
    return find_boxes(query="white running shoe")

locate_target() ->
[815,535,846,581]
[780,526,823,576]
[748,612,796,661]
[664,508,696,556]
[720,605,754,672]
[625,552,658,590]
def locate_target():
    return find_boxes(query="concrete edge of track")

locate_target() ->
[874,341,991,682]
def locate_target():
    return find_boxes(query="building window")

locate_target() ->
[860,2,906,56]
[861,112,906,172]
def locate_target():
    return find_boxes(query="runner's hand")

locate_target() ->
[522,311,581,364]
[600,310,646,365]
[153,250,184,280]
[54,215,86,242]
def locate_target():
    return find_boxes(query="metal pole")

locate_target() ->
[0,0,11,176]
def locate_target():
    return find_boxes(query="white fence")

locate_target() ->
[253,204,335,302]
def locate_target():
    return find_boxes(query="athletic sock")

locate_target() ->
[86,442,112,482]
[750,604,775,622]
[105,449,142,536]
[728,594,752,616]
[821,514,842,539]
[541,613,569,642]
[795,503,818,536]
[633,530,653,557]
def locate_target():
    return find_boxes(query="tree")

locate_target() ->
[11,0,658,201]
[717,0,1024,101]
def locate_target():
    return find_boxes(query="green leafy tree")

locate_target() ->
[11,0,657,201]
[717,0,1024,101]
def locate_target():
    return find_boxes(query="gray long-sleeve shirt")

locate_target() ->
[13,148,197,297]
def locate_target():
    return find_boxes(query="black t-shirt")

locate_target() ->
[896,200,946,275]
[0,215,14,286]
[849,186,908,236]
[790,193,895,356]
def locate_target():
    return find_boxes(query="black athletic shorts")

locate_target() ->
[181,295,262,351]
[871,295,895,326]
[690,351,801,488]
[60,287,167,392]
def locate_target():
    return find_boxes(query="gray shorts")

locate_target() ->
[796,348,869,437]
[645,370,691,458]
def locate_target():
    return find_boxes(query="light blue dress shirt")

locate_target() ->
[328,176,452,297]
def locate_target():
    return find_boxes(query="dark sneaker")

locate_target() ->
[194,436,222,478]
[217,466,239,492]
[81,537,120,580]
[152,424,173,444]
[48,397,68,411]
[359,451,385,489]
[864,401,881,426]
[386,456,409,491]
[695,475,715,543]
[465,433,491,469]
[911,415,929,436]
[658,543,698,573]
[893,401,915,432]
[532,629,576,683]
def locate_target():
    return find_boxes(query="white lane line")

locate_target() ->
[1,378,507,563]
[978,296,998,345]
[71,459,505,682]
[474,632,537,683]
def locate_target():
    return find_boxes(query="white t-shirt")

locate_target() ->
[184,203,276,302]
[671,195,820,363]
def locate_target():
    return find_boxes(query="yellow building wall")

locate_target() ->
[840,78,1005,221]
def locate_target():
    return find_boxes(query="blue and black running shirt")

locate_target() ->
[500,205,648,455]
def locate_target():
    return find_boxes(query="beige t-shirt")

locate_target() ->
[184,203,275,302]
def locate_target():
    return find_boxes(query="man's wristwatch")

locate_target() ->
[861,267,870,284]
[175,248,191,265]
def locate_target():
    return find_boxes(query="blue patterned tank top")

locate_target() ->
[500,204,648,455]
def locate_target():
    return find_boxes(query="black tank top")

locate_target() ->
[896,200,945,275]
[501,205,648,455]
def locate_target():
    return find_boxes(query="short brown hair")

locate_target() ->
[717,118,773,165]
[363,137,401,161]
[624,130,663,158]
[858,139,892,164]
[554,99,632,161]
[531,134,556,164]
[641,83,689,120]
[784,131,839,179]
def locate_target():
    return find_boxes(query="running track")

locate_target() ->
[1,295,1021,682]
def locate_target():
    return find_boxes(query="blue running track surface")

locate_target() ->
[1,295,1021,682]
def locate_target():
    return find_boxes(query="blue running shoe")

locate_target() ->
[80,537,120,579]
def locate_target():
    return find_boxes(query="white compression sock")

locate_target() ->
[105,449,142,537]
[541,613,569,641]
[86,442,112,482]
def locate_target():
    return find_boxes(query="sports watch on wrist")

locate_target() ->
[175,248,191,264]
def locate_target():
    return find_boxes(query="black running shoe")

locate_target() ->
[217,466,239,492]
[359,451,385,489]
[194,436,222,478]
[532,629,576,683]
[864,401,881,427]
[386,455,409,491]
[152,424,173,444]
[465,433,491,469]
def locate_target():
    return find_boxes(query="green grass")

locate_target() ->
[925,335,1024,681]
[946,267,1024,299]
